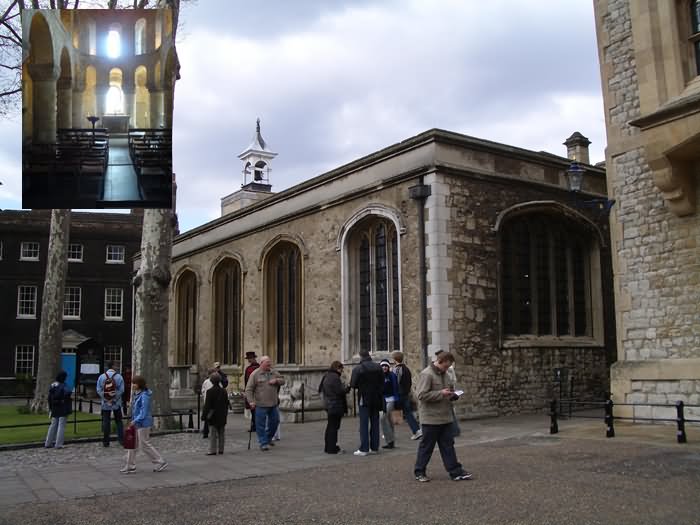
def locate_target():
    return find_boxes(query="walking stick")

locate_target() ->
[247,409,255,450]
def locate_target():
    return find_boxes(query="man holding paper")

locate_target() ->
[413,351,472,482]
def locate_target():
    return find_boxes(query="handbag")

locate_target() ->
[390,409,403,425]
[123,425,137,449]
[206,408,216,422]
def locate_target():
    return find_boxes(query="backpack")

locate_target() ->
[103,372,117,401]
[48,383,62,411]
[397,364,412,395]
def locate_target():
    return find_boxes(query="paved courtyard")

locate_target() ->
[0,413,698,524]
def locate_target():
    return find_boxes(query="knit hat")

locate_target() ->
[380,359,391,367]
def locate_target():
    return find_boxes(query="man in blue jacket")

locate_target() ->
[96,361,125,447]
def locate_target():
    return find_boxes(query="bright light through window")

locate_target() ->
[107,30,121,58]
[106,86,123,114]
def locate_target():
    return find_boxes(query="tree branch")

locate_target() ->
[0,63,21,71]
[1,22,23,46]
[0,1,18,25]
[0,87,22,97]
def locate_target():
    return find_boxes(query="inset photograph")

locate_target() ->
[21,9,176,209]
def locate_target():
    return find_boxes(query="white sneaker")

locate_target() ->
[411,429,423,440]
[153,461,168,472]
[353,450,369,457]
[119,466,135,474]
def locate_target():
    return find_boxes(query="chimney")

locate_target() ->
[563,131,591,164]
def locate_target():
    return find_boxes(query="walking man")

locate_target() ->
[392,351,422,440]
[350,349,384,456]
[96,361,124,447]
[413,351,472,482]
[244,356,284,451]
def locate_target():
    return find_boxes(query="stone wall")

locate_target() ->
[440,171,612,416]
[595,0,700,416]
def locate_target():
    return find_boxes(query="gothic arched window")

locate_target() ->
[176,270,197,365]
[135,18,147,55]
[265,242,302,364]
[691,0,700,75]
[347,217,400,354]
[499,212,601,339]
[213,259,241,365]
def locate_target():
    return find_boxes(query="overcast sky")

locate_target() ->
[0,0,607,234]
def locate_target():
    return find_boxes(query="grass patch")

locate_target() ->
[0,405,112,445]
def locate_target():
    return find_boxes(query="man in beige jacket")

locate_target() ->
[244,356,285,451]
[413,351,472,482]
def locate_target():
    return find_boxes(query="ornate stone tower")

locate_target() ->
[221,118,277,216]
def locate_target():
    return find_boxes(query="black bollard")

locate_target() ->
[604,398,615,438]
[676,400,687,444]
[188,408,194,429]
[89,399,93,414]
[301,383,305,424]
[550,399,559,434]
[78,397,83,412]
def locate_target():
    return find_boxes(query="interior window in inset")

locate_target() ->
[106,25,121,58]
[135,18,147,55]
[106,68,123,115]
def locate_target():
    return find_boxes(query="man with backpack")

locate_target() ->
[392,351,422,440]
[96,361,125,447]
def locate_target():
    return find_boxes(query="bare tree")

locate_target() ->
[31,209,70,412]
[132,0,181,428]
[132,209,175,428]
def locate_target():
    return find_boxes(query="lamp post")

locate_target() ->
[566,161,615,214]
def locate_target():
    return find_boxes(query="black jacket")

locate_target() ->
[48,382,72,418]
[202,384,230,427]
[319,369,349,416]
[350,357,384,410]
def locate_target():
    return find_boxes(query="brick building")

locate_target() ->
[0,210,142,394]
[163,124,617,418]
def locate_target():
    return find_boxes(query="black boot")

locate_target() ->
[382,442,395,449]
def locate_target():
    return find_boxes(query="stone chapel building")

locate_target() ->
[593,0,700,420]
[166,123,617,420]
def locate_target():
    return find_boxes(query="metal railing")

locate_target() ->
[549,398,700,443]
[0,396,196,441]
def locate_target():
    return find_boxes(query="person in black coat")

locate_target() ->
[45,371,72,449]
[201,373,230,455]
[350,349,384,456]
[319,361,350,454]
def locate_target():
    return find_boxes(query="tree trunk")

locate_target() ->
[31,209,71,413]
[132,209,174,429]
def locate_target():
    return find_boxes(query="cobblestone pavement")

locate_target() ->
[1,414,699,525]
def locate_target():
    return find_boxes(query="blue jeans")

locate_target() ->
[254,406,279,447]
[45,416,67,448]
[358,405,380,452]
[402,403,420,434]
[414,423,464,477]
[101,408,124,445]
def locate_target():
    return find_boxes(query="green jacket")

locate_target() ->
[416,363,455,425]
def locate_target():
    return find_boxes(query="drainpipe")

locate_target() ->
[409,176,431,369]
